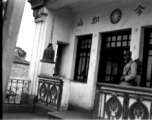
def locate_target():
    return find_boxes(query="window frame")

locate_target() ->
[98,29,131,84]
[74,35,92,83]
[141,28,152,88]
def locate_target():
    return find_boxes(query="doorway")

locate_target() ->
[98,29,131,84]
[141,28,152,87]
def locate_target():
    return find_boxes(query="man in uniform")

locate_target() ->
[120,50,138,86]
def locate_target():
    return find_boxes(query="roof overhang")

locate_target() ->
[28,0,120,12]
[28,0,81,9]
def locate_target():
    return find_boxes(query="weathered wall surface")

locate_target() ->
[37,0,152,110]
[66,0,152,110]
[10,63,29,80]
[40,7,74,76]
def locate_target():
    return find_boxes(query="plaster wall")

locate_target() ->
[40,7,74,76]
[29,6,73,96]
[65,0,152,110]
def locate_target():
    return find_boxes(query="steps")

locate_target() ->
[48,105,93,119]
[33,103,93,119]
[48,110,93,119]
[33,103,57,117]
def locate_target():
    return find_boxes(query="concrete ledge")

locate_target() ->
[68,104,93,112]
[3,104,28,113]
[48,112,62,119]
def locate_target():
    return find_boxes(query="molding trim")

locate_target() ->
[28,0,59,9]
[33,7,48,23]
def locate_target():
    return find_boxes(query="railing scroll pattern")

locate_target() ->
[94,83,152,120]
[37,76,63,110]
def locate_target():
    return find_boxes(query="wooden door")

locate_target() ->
[98,29,131,84]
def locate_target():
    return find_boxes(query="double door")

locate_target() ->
[141,28,152,87]
[98,28,152,88]
[98,29,131,84]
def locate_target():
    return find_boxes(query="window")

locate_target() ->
[105,34,130,48]
[74,35,92,83]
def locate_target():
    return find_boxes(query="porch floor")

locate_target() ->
[3,111,93,120]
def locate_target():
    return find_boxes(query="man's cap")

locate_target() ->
[123,50,132,55]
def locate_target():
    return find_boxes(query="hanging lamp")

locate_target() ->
[40,17,55,64]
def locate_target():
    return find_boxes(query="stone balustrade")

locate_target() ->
[38,74,70,111]
[5,79,30,104]
[93,83,152,120]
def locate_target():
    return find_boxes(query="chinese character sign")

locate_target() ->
[134,5,145,16]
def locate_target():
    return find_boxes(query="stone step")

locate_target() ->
[48,110,93,119]
[48,106,93,119]
[33,102,57,117]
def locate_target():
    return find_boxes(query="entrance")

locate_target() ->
[98,29,131,84]
[141,28,152,87]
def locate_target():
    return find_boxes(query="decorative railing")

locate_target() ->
[93,83,152,120]
[38,75,63,110]
[5,79,30,104]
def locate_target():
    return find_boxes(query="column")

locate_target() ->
[3,0,26,104]
[29,7,48,95]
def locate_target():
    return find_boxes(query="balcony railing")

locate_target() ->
[37,75,63,110]
[93,83,152,120]
[5,79,30,104]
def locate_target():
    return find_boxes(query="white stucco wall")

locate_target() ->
[40,7,74,76]
[38,0,152,110]
[67,0,152,110]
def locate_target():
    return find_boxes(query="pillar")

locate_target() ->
[29,7,48,96]
[3,0,26,104]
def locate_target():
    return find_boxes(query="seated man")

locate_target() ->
[120,50,138,86]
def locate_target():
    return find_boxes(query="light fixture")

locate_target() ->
[40,17,55,64]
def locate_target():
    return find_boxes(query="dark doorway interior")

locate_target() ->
[98,29,131,84]
[53,43,65,76]
[141,28,152,87]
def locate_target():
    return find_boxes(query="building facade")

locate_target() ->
[5,55,30,104]
[28,0,152,118]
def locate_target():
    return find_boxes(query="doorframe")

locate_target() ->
[140,26,152,87]
[97,28,132,83]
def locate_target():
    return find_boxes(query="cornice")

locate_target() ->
[33,7,48,23]
[45,0,60,4]
[28,0,59,9]
[28,0,45,9]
